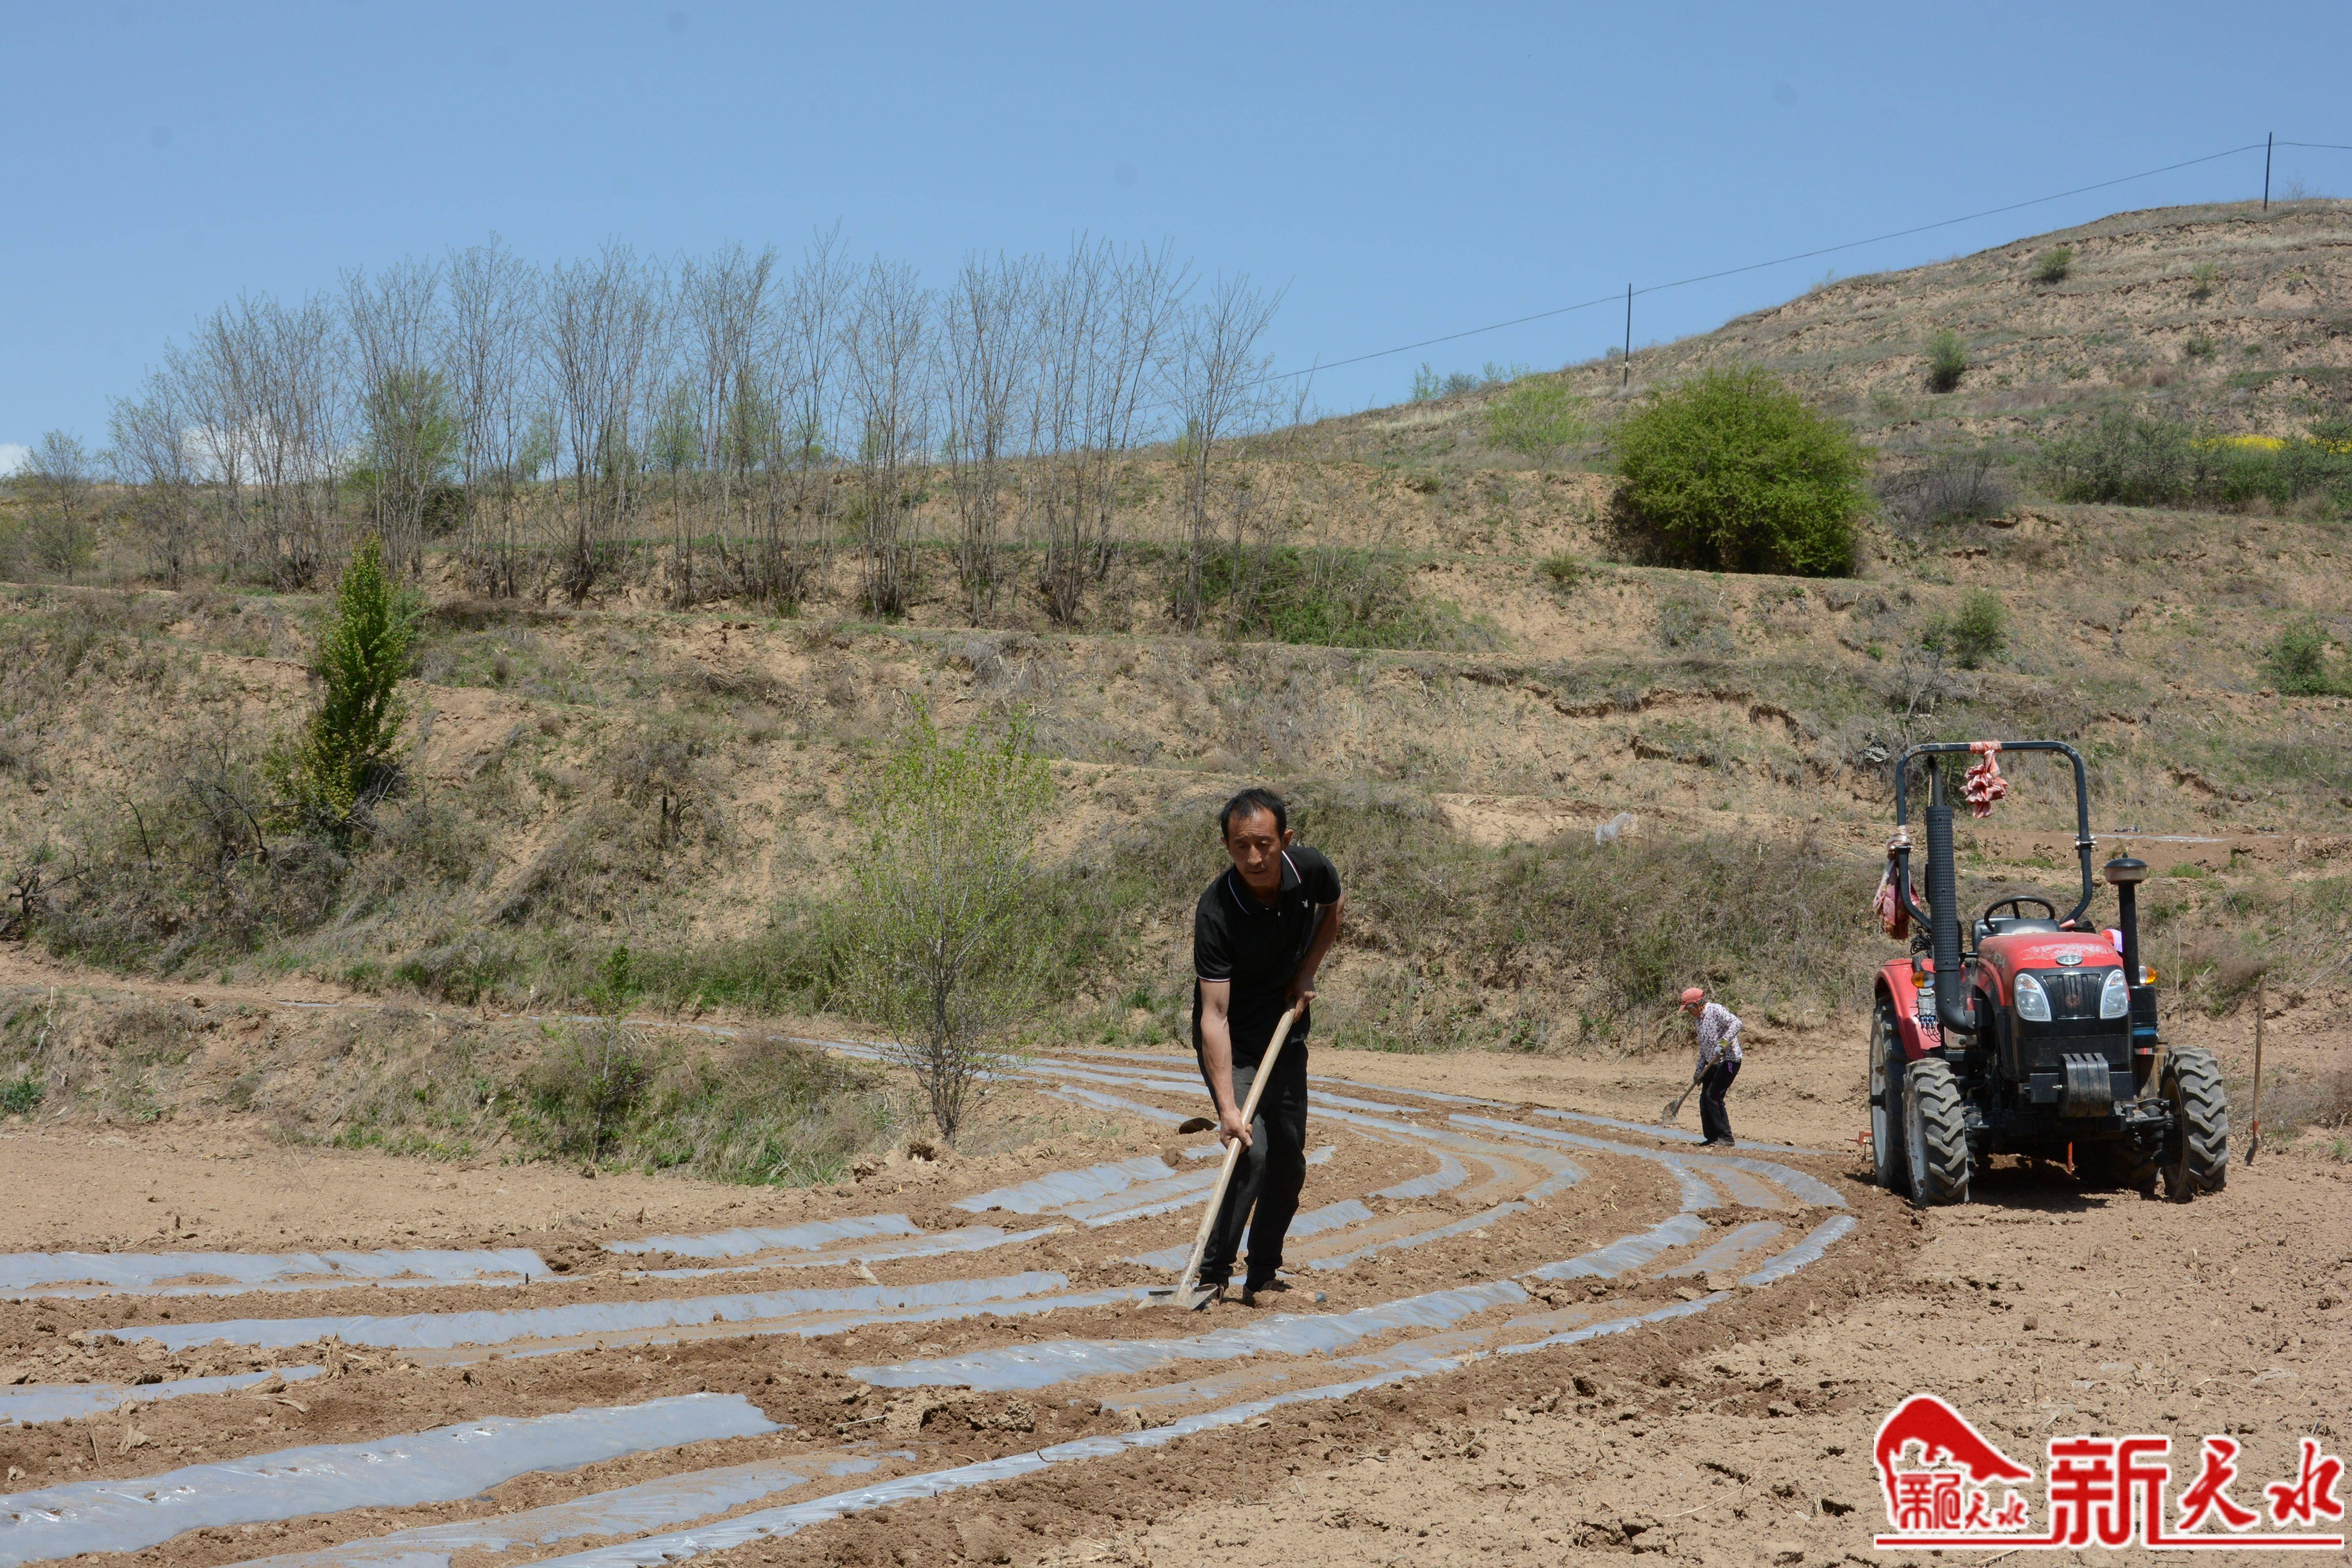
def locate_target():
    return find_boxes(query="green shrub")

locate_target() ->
[271,536,421,841]
[1,1077,41,1115]
[2042,416,2352,513]
[2264,622,2339,695]
[834,704,1054,1142]
[1538,554,1588,593]
[1485,380,1588,459]
[1925,331,1969,393]
[2199,438,2352,513]
[1610,366,1866,576]
[1411,363,1483,401]
[2184,332,2218,361]
[1197,545,1484,650]
[2040,411,2194,505]
[522,1022,652,1160]
[2190,261,2219,299]
[1924,590,2008,669]
[2032,246,2074,283]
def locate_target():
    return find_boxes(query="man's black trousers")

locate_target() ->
[1196,1043,1310,1288]
[1699,1057,1740,1144]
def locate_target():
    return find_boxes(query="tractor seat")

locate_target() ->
[1978,916,2063,938]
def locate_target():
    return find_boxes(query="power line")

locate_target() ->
[1632,142,2267,299]
[2278,140,2352,152]
[1261,139,2276,392]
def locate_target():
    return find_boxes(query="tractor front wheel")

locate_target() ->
[1869,1000,1908,1194]
[2160,1047,2230,1201]
[1903,1058,1971,1207]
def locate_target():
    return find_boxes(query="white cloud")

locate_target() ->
[0,443,28,477]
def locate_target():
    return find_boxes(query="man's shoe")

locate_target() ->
[1717,1137,1736,1148]
[1241,1277,1288,1306]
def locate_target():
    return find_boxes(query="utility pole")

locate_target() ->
[2263,131,2273,210]
[1622,283,1633,388]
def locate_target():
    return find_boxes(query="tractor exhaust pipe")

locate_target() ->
[1924,764,1976,1037]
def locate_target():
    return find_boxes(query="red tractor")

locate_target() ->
[1869,741,2230,1206]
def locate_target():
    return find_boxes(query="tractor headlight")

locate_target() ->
[2099,968,2130,1019]
[2014,972,2053,1023]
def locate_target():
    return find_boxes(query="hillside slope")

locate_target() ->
[1336,198,2352,466]
[2,203,2348,1131]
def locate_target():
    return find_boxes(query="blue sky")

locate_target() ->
[3,0,2347,470]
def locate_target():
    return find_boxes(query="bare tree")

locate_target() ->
[345,259,450,580]
[171,307,259,578]
[108,374,200,586]
[676,243,778,604]
[1168,274,1281,629]
[192,294,342,588]
[18,431,99,582]
[758,227,853,609]
[940,252,1033,622]
[841,257,932,617]
[542,246,664,602]
[443,238,541,597]
[1027,239,1189,623]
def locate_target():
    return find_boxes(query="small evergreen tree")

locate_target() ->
[1926,330,1969,393]
[274,535,420,839]
[2263,621,2337,695]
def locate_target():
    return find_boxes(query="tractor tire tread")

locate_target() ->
[1905,1058,1970,1207]
[2163,1047,2230,1200]
[1870,1002,1907,1194]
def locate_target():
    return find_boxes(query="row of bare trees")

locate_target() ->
[46,232,1283,619]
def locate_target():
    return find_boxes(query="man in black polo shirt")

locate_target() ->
[1192,788,1345,1304]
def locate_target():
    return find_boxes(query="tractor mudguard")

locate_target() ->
[1878,961,1944,1063]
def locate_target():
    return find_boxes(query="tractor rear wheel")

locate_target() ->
[2076,1139,2158,1197]
[1869,1000,1908,1194]
[1903,1058,1970,1207]
[2160,1047,2230,1201]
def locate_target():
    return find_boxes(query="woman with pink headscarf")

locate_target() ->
[1679,987,1744,1147]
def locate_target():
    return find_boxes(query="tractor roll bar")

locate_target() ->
[1892,741,2096,927]
[1892,742,2096,1037]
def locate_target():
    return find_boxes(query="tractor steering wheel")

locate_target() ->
[1982,895,2058,927]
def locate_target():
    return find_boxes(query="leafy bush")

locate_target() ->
[2032,246,2074,284]
[2042,415,2352,512]
[1610,366,1866,576]
[2183,332,2218,361]
[2264,622,2340,695]
[1925,331,1969,393]
[2198,436,2352,513]
[272,537,421,841]
[2190,261,2219,299]
[2041,411,2194,505]
[1923,590,2008,669]
[1485,381,1588,460]
[1877,452,2016,531]
[1,1077,41,1115]
[834,705,1054,1142]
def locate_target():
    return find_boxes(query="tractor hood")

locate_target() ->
[1977,932,2123,973]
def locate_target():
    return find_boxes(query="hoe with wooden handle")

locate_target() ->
[1162,1004,1302,1312]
